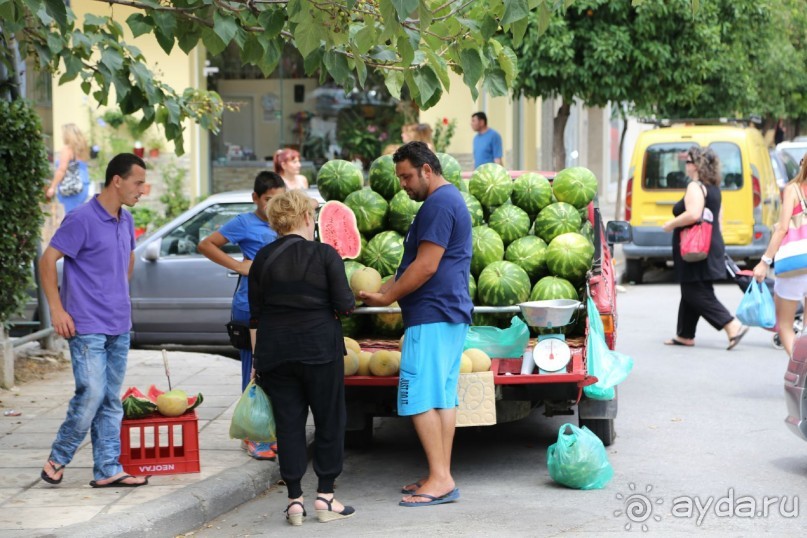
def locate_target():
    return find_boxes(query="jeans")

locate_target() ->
[49,333,130,481]
[233,306,253,392]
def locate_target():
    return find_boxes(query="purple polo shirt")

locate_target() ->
[49,195,136,335]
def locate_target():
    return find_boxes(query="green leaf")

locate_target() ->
[201,27,227,56]
[323,50,351,86]
[419,0,433,29]
[0,2,16,24]
[294,19,321,59]
[152,10,177,39]
[536,2,551,35]
[397,35,414,66]
[43,0,67,29]
[100,48,124,73]
[501,0,528,26]
[257,40,282,77]
[480,15,498,40]
[413,65,440,103]
[126,14,153,38]
[84,14,107,29]
[391,0,419,20]
[354,24,377,55]
[482,67,508,97]
[259,8,286,39]
[303,48,323,76]
[459,47,484,88]
[242,35,265,64]
[498,46,518,86]
[424,49,449,91]
[58,54,83,84]
[213,11,239,47]
[369,46,398,63]
[177,26,203,55]
[353,51,368,88]
[384,70,405,100]
[510,16,528,47]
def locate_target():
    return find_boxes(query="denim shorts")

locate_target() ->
[397,322,469,416]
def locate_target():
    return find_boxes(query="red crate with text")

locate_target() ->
[119,410,200,475]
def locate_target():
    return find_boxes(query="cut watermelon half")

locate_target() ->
[148,384,203,410]
[318,200,362,259]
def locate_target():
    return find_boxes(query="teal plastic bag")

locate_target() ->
[547,423,613,490]
[229,380,276,442]
[464,316,529,358]
[584,297,634,400]
[736,280,775,328]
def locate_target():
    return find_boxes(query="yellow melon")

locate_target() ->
[464,348,492,372]
[350,267,382,301]
[357,351,372,376]
[459,353,473,374]
[344,336,361,355]
[369,350,399,376]
[344,349,359,376]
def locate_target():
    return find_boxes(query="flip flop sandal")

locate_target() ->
[399,488,460,507]
[89,474,149,488]
[40,461,65,485]
[401,480,423,494]
[727,325,749,350]
[664,338,694,347]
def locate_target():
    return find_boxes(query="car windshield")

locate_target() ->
[160,202,254,257]
[780,145,807,164]
[642,142,743,190]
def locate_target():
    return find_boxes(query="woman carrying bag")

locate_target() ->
[662,146,748,349]
[753,157,807,357]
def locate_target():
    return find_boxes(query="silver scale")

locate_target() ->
[517,299,583,374]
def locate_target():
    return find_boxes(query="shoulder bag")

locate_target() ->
[58,160,83,197]
[225,236,302,350]
[774,184,807,277]
[680,182,714,262]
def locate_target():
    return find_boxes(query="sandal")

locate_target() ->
[727,325,749,350]
[284,500,306,526]
[40,460,65,485]
[315,496,355,522]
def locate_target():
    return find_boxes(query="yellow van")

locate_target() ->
[622,120,779,283]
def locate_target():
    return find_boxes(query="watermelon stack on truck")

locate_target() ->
[316,157,632,447]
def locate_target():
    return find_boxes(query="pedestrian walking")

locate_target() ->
[248,190,356,525]
[45,123,91,214]
[360,141,473,507]
[39,153,149,488]
[753,156,807,356]
[198,171,285,460]
[471,112,503,168]
[662,147,748,349]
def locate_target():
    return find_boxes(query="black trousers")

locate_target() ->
[677,280,734,339]
[256,359,345,499]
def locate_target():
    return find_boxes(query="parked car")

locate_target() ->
[770,148,800,191]
[622,121,780,283]
[777,140,807,165]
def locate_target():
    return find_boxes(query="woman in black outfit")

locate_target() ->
[661,146,749,349]
[248,190,356,525]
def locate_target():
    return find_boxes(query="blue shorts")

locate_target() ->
[397,322,469,416]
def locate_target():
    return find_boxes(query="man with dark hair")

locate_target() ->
[361,141,473,507]
[198,170,286,460]
[40,153,149,488]
[471,111,503,168]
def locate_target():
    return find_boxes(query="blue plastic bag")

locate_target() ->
[229,381,276,442]
[736,280,775,328]
[584,297,634,400]
[547,423,613,490]
[464,316,529,358]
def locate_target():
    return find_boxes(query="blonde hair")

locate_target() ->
[794,156,807,186]
[266,190,315,235]
[403,123,433,144]
[62,123,89,161]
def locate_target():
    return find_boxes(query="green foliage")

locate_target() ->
[336,106,398,165]
[130,207,156,229]
[0,100,48,323]
[154,161,191,228]
[433,117,457,153]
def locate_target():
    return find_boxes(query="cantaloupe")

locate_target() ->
[464,348,492,372]
[369,350,399,376]
[459,353,473,374]
[357,351,372,376]
[350,267,382,302]
[344,337,361,355]
[344,349,359,376]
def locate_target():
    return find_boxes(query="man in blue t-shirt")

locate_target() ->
[360,142,473,508]
[198,171,285,460]
[471,111,503,168]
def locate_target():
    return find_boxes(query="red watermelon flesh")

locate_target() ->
[121,386,147,400]
[318,201,362,259]
[148,384,203,410]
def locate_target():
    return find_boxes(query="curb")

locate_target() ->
[36,430,314,538]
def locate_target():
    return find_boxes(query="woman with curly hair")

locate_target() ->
[273,148,309,190]
[662,146,748,349]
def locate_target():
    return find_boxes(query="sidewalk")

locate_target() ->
[0,349,307,537]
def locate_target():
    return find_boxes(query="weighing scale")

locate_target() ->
[518,299,582,374]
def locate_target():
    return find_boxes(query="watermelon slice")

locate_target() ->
[318,201,362,259]
[147,384,204,412]
[121,386,158,419]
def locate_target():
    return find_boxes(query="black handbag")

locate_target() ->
[58,160,83,197]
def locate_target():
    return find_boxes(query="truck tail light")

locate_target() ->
[625,177,633,221]
[752,175,761,207]
[600,314,615,334]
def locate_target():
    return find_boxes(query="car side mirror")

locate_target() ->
[143,240,161,262]
[606,221,632,245]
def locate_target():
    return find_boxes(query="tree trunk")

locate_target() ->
[552,100,571,171]
[615,107,629,221]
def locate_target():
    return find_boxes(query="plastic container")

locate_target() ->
[119,410,200,475]
[518,300,581,328]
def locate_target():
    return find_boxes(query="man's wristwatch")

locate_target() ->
[761,255,773,266]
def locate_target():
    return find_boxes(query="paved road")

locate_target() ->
[192,279,807,536]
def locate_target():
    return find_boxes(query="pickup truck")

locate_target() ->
[342,191,632,448]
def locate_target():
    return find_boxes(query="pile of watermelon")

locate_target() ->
[316,156,599,337]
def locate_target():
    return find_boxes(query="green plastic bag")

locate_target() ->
[229,380,276,442]
[547,423,613,490]
[464,316,529,358]
[584,297,634,400]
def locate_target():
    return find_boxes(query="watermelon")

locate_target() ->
[469,272,477,302]
[472,312,501,327]
[363,230,404,277]
[512,173,553,216]
[580,221,595,246]
[340,313,366,338]
[530,276,578,302]
[553,167,598,209]
[318,201,362,259]
[534,202,582,243]
[344,188,389,235]
[546,232,595,284]
[121,387,158,419]
[460,191,485,226]
[368,155,401,200]
[388,190,422,235]
[437,152,466,192]
[488,204,531,246]
[471,226,505,277]
[317,159,364,202]
[147,385,203,413]
[505,235,548,281]
[477,260,531,306]
[469,163,513,209]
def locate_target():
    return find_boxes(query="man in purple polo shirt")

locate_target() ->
[39,153,149,488]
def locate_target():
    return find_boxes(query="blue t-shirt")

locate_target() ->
[396,184,473,328]
[49,195,136,335]
[219,212,278,312]
[473,129,503,168]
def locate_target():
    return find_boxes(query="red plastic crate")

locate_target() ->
[119,410,200,475]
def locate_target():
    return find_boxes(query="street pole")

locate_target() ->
[0,325,14,389]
